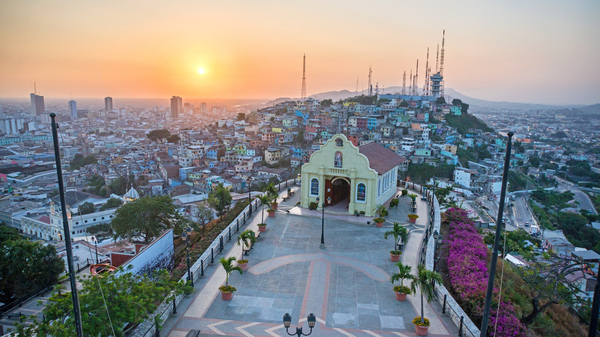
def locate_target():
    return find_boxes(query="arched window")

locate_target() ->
[335,138,343,147]
[356,183,366,202]
[334,151,343,168]
[310,178,319,196]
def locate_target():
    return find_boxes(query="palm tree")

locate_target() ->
[220,256,243,288]
[384,222,409,254]
[390,262,413,290]
[265,183,278,200]
[373,204,387,218]
[410,264,443,325]
[237,230,254,259]
[258,195,271,224]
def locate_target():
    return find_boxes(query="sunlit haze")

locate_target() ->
[0,0,598,104]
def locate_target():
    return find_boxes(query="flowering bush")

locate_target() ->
[393,285,411,294]
[444,207,527,337]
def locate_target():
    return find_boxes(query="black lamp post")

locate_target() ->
[182,227,193,287]
[283,313,316,337]
[316,196,330,249]
[247,177,252,216]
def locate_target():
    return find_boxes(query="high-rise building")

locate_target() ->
[170,96,182,118]
[200,102,207,114]
[69,100,77,120]
[105,97,113,112]
[30,93,45,115]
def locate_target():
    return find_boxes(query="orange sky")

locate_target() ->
[0,0,598,105]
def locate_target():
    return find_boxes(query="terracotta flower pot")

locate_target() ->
[258,225,266,232]
[409,218,417,224]
[390,253,400,262]
[221,291,233,301]
[375,221,384,228]
[237,262,248,271]
[271,203,278,210]
[268,211,275,218]
[415,325,429,336]
[395,292,407,301]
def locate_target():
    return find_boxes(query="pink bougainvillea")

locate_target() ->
[444,208,527,337]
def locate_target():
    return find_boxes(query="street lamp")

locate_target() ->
[92,236,98,264]
[316,196,330,249]
[181,227,193,287]
[247,177,252,216]
[283,313,316,337]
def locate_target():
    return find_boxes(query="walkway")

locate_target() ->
[162,187,458,337]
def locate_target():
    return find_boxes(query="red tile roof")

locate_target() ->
[359,143,406,175]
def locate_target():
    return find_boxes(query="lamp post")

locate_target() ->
[92,236,98,264]
[247,178,252,216]
[316,196,330,249]
[283,313,316,337]
[182,227,193,287]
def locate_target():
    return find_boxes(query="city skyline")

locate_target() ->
[1,0,599,105]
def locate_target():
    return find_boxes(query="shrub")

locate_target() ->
[412,317,430,327]
[359,211,365,215]
[374,217,385,223]
[393,285,411,294]
[402,189,408,196]
[237,259,248,264]
[408,214,419,219]
[219,285,237,293]
[309,202,318,210]
[390,199,399,208]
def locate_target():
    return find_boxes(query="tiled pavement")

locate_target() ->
[163,187,457,336]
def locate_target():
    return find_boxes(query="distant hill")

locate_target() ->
[265,87,589,111]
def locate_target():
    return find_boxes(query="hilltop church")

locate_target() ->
[300,134,406,217]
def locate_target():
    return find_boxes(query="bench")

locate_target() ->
[395,229,411,251]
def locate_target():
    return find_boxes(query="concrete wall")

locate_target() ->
[118,229,174,276]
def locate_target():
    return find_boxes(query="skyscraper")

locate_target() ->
[170,96,182,118]
[69,100,78,120]
[104,97,113,112]
[30,93,45,115]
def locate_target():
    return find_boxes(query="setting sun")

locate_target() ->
[198,68,205,75]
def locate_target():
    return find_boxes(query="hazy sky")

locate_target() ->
[1,0,598,105]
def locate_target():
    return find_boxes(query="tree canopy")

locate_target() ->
[70,154,97,170]
[0,225,21,244]
[14,269,191,337]
[146,129,171,141]
[0,239,64,304]
[78,202,96,215]
[111,195,186,243]
[207,184,233,218]
[100,197,123,211]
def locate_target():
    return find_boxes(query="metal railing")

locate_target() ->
[133,178,299,337]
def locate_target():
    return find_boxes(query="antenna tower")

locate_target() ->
[356,78,359,96]
[440,30,446,96]
[402,71,406,95]
[435,44,440,73]
[423,48,430,96]
[375,83,379,97]
[414,59,419,95]
[301,54,307,100]
[409,70,412,96]
[368,66,373,96]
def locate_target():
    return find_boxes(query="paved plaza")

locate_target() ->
[164,187,456,337]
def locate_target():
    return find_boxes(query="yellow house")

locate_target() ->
[301,134,404,216]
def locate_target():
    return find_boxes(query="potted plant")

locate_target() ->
[265,183,278,210]
[390,262,413,301]
[410,264,443,335]
[384,222,408,262]
[408,213,419,224]
[236,230,255,270]
[219,256,243,300]
[258,195,271,231]
[373,204,387,228]
[408,193,418,210]
[267,208,276,217]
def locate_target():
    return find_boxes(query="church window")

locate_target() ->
[335,138,343,147]
[357,183,366,202]
[334,151,343,168]
[310,178,319,196]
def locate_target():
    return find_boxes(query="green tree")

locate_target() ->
[0,240,64,304]
[528,156,541,168]
[100,198,123,211]
[78,202,96,215]
[191,202,214,236]
[435,97,446,105]
[410,265,443,325]
[220,256,243,288]
[109,176,128,195]
[111,195,187,243]
[207,183,233,218]
[237,230,256,259]
[390,262,414,292]
[258,195,271,225]
[237,112,246,120]
[70,154,97,170]
[14,269,190,337]
[320,99,333,107]
[167,134,180,143]
[0,225,21,244]
[483,229,535,260]
[384,222,408,255]
[146,129,171,141]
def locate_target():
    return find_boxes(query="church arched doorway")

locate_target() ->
[325,177,350,210]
